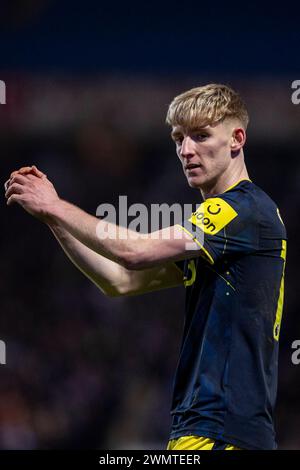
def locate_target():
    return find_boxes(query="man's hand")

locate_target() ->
[5,166,60,223]
[4,165,45,191]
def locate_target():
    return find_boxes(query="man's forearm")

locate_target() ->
[7,165,198,271]
[47,199,146,268]
[46,199,195,271]
[48,222,131,297]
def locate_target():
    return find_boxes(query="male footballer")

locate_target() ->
[5,84,286,450]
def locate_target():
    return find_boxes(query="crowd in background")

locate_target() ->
[0,77,299,449]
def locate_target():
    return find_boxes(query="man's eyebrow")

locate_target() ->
[171,130,182,138]
[171,126,210,139]
[189,126,210,132]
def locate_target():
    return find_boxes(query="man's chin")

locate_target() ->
[187,177,204,189]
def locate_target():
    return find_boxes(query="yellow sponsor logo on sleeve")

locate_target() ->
[188,198,238,235]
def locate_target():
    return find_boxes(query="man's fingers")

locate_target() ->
[20,166,45,178]
[5,183,25,199]
[10,166,46,179]
[10,167,32,179]
[9,174,31,186]
[9,173,44,187]
[6,166,46,193]
[4,179,10,192]
[31,165,46,178]
[6,193,23,206]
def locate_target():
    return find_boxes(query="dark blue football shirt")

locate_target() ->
[171,179,287,450]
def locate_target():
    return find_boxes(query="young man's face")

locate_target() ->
[171,120,237,190]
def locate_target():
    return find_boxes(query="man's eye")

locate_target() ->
[195,134,208,141]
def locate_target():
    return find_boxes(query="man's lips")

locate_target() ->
[185,163,202,170]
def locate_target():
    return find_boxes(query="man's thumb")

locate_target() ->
[32,165,47,178]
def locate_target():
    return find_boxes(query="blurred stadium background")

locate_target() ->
[0,0,300,449]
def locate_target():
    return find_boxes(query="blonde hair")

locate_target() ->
[166,83,249,130]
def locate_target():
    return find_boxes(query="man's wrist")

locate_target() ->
[44,198,65,225]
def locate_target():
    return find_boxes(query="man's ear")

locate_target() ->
[231,127,246,152]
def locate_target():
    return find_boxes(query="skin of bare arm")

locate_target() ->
[5,167,184,296]
[5,170,201,270]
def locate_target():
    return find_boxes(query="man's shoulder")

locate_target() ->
[223,180,286,237]
[222,180,278,214]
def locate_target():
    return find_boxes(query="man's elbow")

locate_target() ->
[103,282,138,298]
[100,283,130,298]
[119,250,150,271]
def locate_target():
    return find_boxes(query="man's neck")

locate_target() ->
[200,165,250,200]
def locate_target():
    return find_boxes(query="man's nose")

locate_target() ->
[180,136,195,158]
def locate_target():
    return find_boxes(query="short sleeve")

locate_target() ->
[178,194,259,265]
